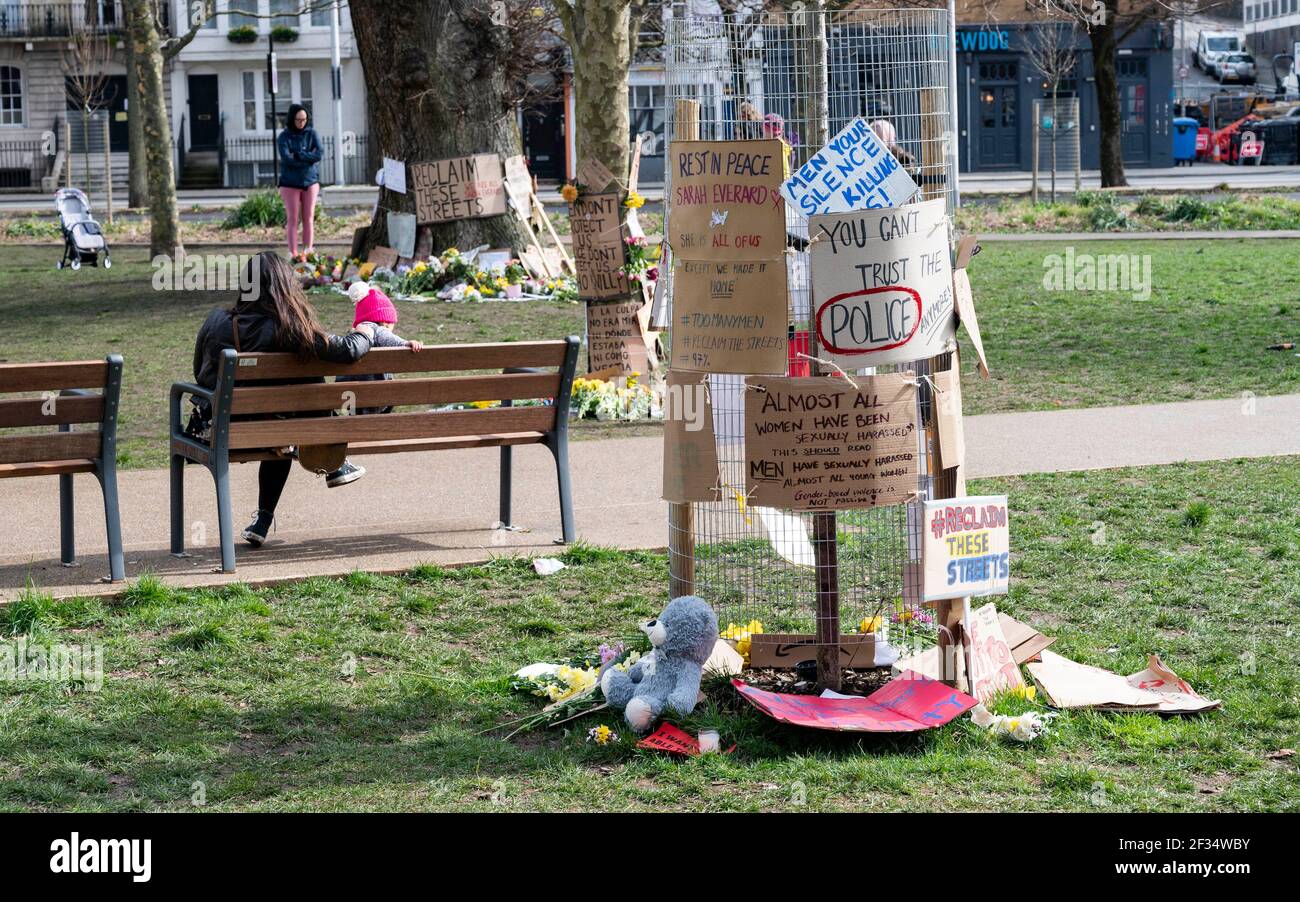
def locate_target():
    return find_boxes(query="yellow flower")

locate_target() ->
[560,183,579,203]
[590,724,614,745]
[624,191,645,209]
[721,620,763,664]
[470,400,498,409]
[358,262,375,279]
[858,616,883,634]
[413,261,427,273]
[1010,684,1037,701]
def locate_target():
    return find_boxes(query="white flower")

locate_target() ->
[514,662,561,680]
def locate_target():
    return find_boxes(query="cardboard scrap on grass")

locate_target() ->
[892,610,1055,680]
[743,373,919,511]
[734,672,977,733]
[1027,651,1221,715]
[964,602,1025,702]
[747,633,879,669]
[366,245,399,270]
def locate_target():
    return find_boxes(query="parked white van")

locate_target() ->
[1196,31,1245,72]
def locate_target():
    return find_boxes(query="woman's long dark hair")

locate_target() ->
[285,102,308,133]
[234,251,325,360]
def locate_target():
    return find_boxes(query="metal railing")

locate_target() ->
[0,2,128,38]
[222,134,369,188]
[0,137,44,188]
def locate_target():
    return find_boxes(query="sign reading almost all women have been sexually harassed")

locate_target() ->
[808,197,955,370]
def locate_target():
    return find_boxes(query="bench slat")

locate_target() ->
[0,361,108,393]
[0,394,104,428]
[226,432,549,461]
[0,458,99,479]
[229,341,568,380]
[0,431,102,465]
[230,372,561,415]
[227,406,558,449]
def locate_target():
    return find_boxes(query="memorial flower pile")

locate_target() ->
[358,247,578,303]
[503,641,646,735]
[292,251,357,287]
[570,372,660,422]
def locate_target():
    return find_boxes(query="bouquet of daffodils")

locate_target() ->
[502,642,644,736]
[571,373,661,422]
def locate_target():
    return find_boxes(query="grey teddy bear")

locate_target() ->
[601,596,718,732]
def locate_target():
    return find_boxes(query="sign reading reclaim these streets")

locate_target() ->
[743,373,919,511]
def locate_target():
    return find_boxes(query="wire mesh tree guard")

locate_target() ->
[660,4,961,688]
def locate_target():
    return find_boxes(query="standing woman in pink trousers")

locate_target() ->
[277,103,323,258]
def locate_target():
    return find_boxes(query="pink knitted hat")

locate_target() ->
[353,286,398,328]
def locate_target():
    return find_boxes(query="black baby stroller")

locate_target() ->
[55,187,111,270]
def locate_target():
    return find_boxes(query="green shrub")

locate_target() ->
[227,25,257,43]
[270,26,298,43]
[222,188,324,230]
[1134,195,1169,217]
[1164,195,1210,223]
[4,217,60,239]
[1084,193,1130,231]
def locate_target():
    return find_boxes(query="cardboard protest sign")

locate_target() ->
[809,198,955,370]
[934,362,965,470]
[381,156,407,194]
[577,156,615,192]
[670,257,788,374]
[780,117,919,216]
[1025,651,1221,714]
[965,602,1025,702]
[662,370,722,503]
[743,374,918,511]
[385,211,417,259]
[733,673,977,733]
[503,154,532,217]
[950,235,989,377]
[410,153,506,224]
[570,192,630,300]
[586,299,649,375]
[921,495,1009,602]
[747,633,878,669]
[667,139,787,263]
[366,245,399,270]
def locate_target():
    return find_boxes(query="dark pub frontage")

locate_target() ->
[957,15,1174,172]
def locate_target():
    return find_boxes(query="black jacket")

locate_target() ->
[193,306,372,390]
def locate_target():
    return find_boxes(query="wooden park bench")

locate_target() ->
[0,356,125,582]
[169,338,580,573]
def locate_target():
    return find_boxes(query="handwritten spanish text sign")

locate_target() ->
[410,153,506,224]
[733,672,978,732]
[569,192,630,300]
[809,198,954,370]
[670,258,788,374]
[668,139,787,263]
[586,299,648,374]
[779,117,918,216]
[743,373,918,511]
[921,495,1010,602]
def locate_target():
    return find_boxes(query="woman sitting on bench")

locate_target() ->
[190,251,377,547]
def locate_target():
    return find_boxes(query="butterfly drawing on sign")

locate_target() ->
[709,209,729,229]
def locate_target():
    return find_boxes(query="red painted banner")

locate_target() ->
[733,672,977,733]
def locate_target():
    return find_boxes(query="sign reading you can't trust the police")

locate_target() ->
[780,117,918,215]
[808,197,955,369]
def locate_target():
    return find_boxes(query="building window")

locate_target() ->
[311,1,336,26]
[0,66,22,126]
[229,0,258,29]
[243,68,316,132]
[270,0,298,27]
[242,70,258,130]
[1118,57,1148,79]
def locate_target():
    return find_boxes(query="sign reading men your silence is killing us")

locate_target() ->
[667,139,789,374]
[921,495,1010,602]
[809,197,954,370]
[410,153,507,224]
[780,117,918,216]
[743,373,919,511]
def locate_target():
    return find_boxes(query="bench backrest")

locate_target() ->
[210,338,580,451]
[0,356,121,467]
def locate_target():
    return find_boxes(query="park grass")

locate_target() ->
[0,238,1296,469]
[1,456,1296,812]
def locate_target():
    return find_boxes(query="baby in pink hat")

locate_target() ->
[340,281,423,413]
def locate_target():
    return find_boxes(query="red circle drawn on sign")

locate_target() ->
[815,285,922,356]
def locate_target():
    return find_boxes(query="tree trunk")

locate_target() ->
[348,0,533,256]
[1088,16,1127,188]
[559,1,633,183]
[124,0,182,256]
[126,38,147,208]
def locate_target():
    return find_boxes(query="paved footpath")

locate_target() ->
[3,394,1298,601]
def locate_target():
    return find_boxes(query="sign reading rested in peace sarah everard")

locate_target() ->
[744,374,918,511]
